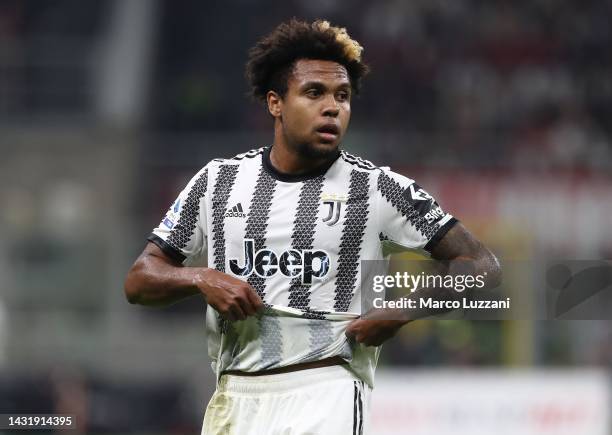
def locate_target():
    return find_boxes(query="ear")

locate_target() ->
[267,91,282,118]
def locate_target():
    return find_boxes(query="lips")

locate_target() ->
[315,123,340,142]
[316,123,340,135]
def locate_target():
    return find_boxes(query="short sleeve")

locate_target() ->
[147,166,209,265]
[376,168,457,253]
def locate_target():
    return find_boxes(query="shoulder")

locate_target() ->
[339,150,380,172]
[214,147,266,163]
[339,150,416,187]
[202,147,266,176]
[180,147,265,190]
[208,147,266,167]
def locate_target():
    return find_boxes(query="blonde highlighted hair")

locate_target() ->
[245,19,369,102]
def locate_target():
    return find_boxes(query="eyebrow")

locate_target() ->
[299,80,352,91]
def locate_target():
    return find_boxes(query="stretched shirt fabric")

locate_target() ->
[149,146,457,387]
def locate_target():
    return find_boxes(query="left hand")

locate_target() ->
[345,308,408,346]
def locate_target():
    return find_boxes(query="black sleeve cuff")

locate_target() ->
[147,234,186,263]
[424,217,459,253]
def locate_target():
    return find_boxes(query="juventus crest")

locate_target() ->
[321,193,348,226]
[322,200,341,226]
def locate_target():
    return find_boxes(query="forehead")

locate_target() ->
[289,59,350,86]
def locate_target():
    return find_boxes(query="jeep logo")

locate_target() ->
[229,239,330,284]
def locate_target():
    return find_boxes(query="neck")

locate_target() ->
[270,121,336,175]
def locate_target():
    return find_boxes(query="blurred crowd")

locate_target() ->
[1,0,610,169]
[151,0,612,169]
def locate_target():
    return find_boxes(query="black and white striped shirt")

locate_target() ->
[149,146,456,386]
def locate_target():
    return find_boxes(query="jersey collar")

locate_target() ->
[262,146,341,183]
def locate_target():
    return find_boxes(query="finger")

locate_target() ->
[236,291,256,317]
[369,337,384,347]
[212,302,235,322]
[345,322,360,338]
[245,286,265,312]
[346,319,362,334]
[222,309,237,322]
[229,303,247,321]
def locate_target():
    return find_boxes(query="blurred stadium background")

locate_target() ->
[1,0,611,433]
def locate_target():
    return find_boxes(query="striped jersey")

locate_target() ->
[149,146,457,387]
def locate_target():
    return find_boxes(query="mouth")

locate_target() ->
[315,123,340,142]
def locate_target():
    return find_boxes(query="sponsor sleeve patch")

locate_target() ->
[399,182,451,226]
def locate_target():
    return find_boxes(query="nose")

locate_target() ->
[322,95,339,118]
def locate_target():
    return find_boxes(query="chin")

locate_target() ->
[296,141,340,160]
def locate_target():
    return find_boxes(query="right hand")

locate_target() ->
[194,268,265,321]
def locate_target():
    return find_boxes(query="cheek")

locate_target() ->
[284,103,314,131]
[341,107,351,127]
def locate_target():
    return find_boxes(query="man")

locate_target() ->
[125,19,500,434]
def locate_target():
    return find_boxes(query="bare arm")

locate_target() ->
[346,222,502,345]
[124,242,264,320]
[423,221,502,309]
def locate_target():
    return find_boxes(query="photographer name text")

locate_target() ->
[373,296,511,310]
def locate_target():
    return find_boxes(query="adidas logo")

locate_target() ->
[225,203,247,218]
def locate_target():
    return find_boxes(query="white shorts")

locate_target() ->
[202,365,370,435]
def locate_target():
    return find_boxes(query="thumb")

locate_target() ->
[345,319,362,337]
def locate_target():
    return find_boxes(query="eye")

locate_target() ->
[306,88,321,98]
[336,91,350,102]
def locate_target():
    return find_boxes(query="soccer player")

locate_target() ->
[125,19,501,434]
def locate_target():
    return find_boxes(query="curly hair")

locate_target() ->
[245,19,369,102]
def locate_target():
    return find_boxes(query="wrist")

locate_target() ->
[186,267,211,294]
